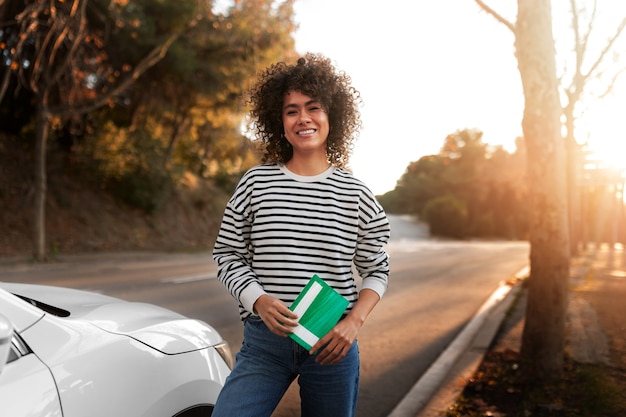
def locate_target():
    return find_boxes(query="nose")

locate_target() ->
[298,110,311,124]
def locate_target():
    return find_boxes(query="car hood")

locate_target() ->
[1,283,223,354]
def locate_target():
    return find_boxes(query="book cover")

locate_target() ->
[288,274,349,351]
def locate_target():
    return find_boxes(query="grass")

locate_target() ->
[444,349,626,417]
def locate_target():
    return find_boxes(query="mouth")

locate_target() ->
[297,129,316,136]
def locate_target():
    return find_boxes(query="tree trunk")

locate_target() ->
[515,0,570,379]
[33,102,50,261]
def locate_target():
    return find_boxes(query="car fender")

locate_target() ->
[0,349,63,417]
[21,316,229,417]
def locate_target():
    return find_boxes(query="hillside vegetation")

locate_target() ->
[0,136,229,258]
[0,0,296,260]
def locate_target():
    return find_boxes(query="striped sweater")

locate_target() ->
[212,163,391,320]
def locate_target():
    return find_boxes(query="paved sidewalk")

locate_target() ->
[394,245,626,417]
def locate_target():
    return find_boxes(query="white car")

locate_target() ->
[0,282,232,417]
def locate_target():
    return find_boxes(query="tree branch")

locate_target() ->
[48,0,88,91]
[584,16,626,80]
[51,13,203,117]
[563,0,626,109]
[473,0,515,33]
[598,66,626,99]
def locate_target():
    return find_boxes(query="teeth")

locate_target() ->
[298,129,315,135]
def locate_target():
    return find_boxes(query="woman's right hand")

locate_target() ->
[253,294,299,337]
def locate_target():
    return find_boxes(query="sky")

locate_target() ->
[292,0,626,195]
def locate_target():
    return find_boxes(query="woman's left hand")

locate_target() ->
[309,288,381,365]
[309,316,361,365]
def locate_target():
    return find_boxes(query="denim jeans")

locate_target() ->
[211,316,360,417]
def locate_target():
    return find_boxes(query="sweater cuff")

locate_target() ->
[361,278,387,300]
[240,283,267,315]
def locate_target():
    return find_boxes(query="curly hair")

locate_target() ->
[245,53,362,168]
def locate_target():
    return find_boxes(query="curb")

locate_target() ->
[388,266,529,417]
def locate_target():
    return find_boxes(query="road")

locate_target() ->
[0,215,529,417]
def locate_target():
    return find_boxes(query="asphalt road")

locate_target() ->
[0,215,529,417]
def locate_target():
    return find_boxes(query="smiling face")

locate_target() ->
[282,91,330,161]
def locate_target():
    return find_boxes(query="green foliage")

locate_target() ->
[422,195,468,238]
[567,364,626,416]
[212,169,247,195]
[74,122,174,213]
[111,166,172,213]
[381,129,528,240]
[85,0,294,183]
[1,0,295,214]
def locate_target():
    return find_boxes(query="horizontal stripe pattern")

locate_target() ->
[213,163,390,320]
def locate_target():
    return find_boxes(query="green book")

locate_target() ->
[288,274,350,351]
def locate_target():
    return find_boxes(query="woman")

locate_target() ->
[212,52,390,417]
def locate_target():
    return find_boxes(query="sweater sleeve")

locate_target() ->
[212,184,266,315]
[354,195,391,299]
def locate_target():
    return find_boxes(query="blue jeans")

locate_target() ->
[212,316,360,417]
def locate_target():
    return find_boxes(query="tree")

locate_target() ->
[0,0,202,260]
[480,141,528,239]
[440,129,489,231]
[474,0,570,379]
[117,0,296,170]
[515,0,570,379]
[387,155,449,216]
[557,2,626,255]
[75,0,297,206]
[379,128,527,240]
[422,195,468,238]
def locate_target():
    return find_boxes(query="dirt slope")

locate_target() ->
[0,136,228,258]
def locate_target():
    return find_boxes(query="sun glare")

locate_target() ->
[578,95,626,172]
[584,133,626,171]
[577,97,626,204]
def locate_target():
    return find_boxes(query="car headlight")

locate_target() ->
[214,341,234,370]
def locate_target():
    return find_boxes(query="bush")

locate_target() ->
[73,122,175,213]
[422,195,468,238]
[110,166,173,213]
